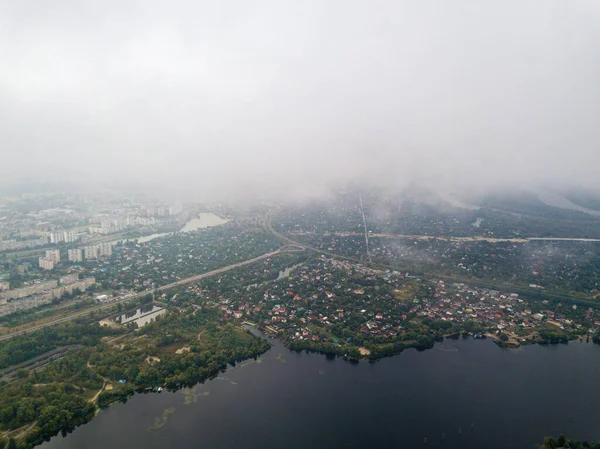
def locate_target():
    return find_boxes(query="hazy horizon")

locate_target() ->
[2,1,599,199]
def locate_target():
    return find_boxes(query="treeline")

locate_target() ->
[91,319,270,391]
[0,322,120,369]
[275,195,600,240]
[541,435,600,449]
[538,330,573,345]
[0,299,95,328]
[0,348,102,448]
[288,332,443,361]
[192,253,304,297]
[0,309,270,448]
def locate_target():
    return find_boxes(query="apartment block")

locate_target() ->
[67,248,83,263]
[39,257,54,270]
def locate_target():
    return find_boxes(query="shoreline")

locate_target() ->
[260,326,592,362]
[32,326,595,448]
[12,327,271,449]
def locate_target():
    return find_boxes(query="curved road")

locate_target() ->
[263,209,600,308]
[263,210,370,266]
[6,208,596,342]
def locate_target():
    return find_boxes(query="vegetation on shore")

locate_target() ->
[540,435,600,449]
[2,197,600,448]
[0,308,269,449]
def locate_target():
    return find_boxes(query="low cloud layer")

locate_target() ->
[2,1,599,197]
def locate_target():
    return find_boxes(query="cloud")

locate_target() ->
[1,0,599,197]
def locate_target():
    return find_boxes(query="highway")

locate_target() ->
[6,207,594,342]
[283,231,600,244]
[263,209,600,308]
[0,249,281,342]
[263,209,365,264]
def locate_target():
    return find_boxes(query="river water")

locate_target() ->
[40,336,600,449]
[179,213,229,233]
[117,306,166,327]
[136,213,230,243]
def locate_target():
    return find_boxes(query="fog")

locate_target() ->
[1,1,599,199]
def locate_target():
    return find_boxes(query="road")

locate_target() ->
[286,231,600,244]
[5,210,597,341]
[0,249,281,342]
[358,193,372,263]
[264,209,600,306]
[264,209,364,264]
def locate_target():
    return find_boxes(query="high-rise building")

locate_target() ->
[84,245,98,260]
[60,273,79,285]
[67,248,83,263]
[98,242,112,257]
[0,280,58,300]
[50,232,65,244]
[39,257,54,270]
[45,249,60,262]
[63,230,76,243]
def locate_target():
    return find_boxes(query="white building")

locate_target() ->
[63,230,76,243]
[67,248,83,263]
[39,257,55,270]
[88,226,103,235]
[45,249,60,262]
[84,245,98,260]
[60,273,79,285]
[98,242,113,257]
[0,280,58,300]
[135,216,156,226]
[50,232,65,244]
[0,238,48,251]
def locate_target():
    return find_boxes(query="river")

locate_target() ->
[136,213,230,243]
[40,335,600,449]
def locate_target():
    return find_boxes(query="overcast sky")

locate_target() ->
[1,1,599,198]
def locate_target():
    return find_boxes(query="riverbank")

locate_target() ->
[0,321,270,449]
[264,323,590,362]
[39,333,600,449]
[131,213,230,243]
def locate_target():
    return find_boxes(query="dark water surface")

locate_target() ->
[41,336,600,449]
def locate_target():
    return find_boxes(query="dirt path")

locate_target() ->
[1,421,38,441]
[89,380,107,404]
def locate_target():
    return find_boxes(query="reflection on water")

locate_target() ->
[133,213,229,243]
[137,233,168,243]
[246,264,304,291]
[276,263,303,280]
[117,306,165,327]
[40,335,600,449]
[180,213,229,232]
[134,309,166,327]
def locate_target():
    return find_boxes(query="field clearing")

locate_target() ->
[393,283,420,301]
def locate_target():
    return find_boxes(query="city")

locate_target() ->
[2,1,600,448]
